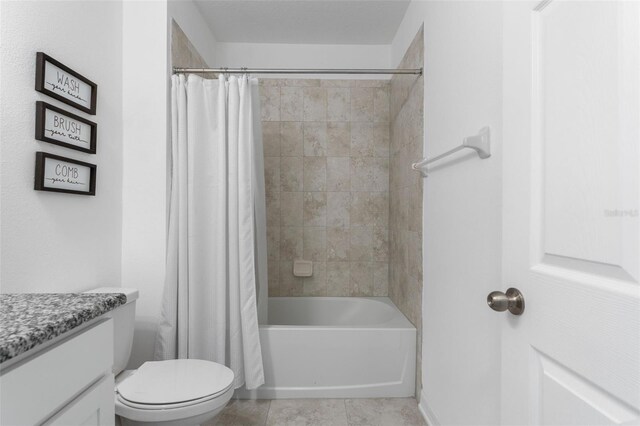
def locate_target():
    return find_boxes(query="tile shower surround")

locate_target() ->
[259,79,391,297]
[389,26,425,398]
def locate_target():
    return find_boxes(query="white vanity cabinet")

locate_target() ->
[0,318,115,426]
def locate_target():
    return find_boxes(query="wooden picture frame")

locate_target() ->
[35,102,97,154]
[34,152,97,196]
[35,52,97,115]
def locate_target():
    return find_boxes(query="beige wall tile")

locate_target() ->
[370,192,389,227]
[350,227,373,261]
[280,260,302,296]
[326,157,350,192]
[371,158,389,192]
[350,123,374,157]
[327,192,350,227]
[259,78,391,298]
[262,122,281,157]
[373,87,390,123]
[260,79,285,87]
[303,87,327,121]
[373,123,390,158]
[260,86,280,121]
[391,74,421,121]
[267,226,280,261]
[280,87,303,121]
[280,157,303,192]
[350,261,373,296]
[350,158,373,191]
[404,81,425,156]
[303,157,327,192]
[407,230,422,283]
[408,182,422,232]
[390,75,406,121]
[373,227,389,262]
[281,122,303,157]
[355,80,391,88]
[327,123,351,156]
[326,262,350,296]
[303,192,327,227]
[266,190,280,228]
[327,227,350,261]
[303,227,326,261]
[264,157,281,194]
[351,88,374,122]
[283,79,320,87]
[390,109,405,157]
[303,262,326,296]
[280,227,303,260]
[388,193,398,229]
[267,259,280,296]
[349,192,372,227]
[327,88,350,122]
[303,122,327,156]
[373,262,389,296]
[320,79,355,88]
[280,192,303,226]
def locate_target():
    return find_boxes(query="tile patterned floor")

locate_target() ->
[206,398,426,426]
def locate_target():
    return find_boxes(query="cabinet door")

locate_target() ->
[45,375,115,426]
[1,319,113,425]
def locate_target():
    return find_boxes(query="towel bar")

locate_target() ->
[412,127,491,177]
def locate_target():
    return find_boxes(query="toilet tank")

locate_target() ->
[85,287,139,375]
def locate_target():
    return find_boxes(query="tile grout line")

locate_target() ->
[264,399,272,426]
[343,398,350,426]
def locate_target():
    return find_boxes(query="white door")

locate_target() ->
[502,1,640,425]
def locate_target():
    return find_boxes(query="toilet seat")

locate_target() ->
[117,382,233,410]
[115,359,235,424]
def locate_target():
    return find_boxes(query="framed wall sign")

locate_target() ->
[35,102,97,153]
[34,152,97,196]
[35,52,97,115]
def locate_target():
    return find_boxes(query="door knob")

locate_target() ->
[487,288,525,315]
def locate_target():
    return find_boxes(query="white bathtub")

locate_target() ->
[236,297,416,399]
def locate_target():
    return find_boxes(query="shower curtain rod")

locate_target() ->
[173,67,423,75]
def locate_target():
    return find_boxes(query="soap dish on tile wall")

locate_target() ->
[293,260,313,277]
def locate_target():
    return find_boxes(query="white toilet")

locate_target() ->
[87,288,234,426]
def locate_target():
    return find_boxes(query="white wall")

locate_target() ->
[216,42,390,79]
[120,0,169,368]
[0,0,123,293]
[392,1,503,425]
[122,0,218,368]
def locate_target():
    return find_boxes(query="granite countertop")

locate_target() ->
[0,293,126,364]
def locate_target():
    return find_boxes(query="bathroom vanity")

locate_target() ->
[0,293,126,425]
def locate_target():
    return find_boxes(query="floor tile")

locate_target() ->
[208,399,271,426]
[344,398,426,426]
[267,399,349,426]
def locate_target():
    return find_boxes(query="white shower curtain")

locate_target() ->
[155,74,266,390]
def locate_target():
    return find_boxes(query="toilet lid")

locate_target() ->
[117,359,234,405]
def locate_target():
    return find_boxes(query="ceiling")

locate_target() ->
[194,1,411,45]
